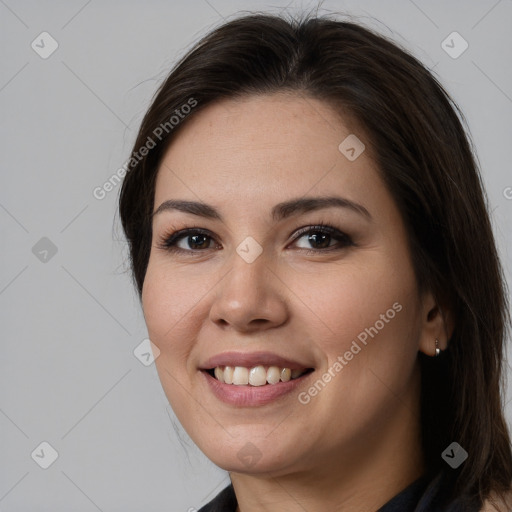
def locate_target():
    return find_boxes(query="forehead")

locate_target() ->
[153,93,380,216]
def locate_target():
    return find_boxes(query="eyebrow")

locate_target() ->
[152,196,372,222]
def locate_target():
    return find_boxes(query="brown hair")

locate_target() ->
[118,12,512,508]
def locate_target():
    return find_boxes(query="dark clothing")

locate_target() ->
[198,470,481,511]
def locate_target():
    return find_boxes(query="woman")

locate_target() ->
[118,12,512,511]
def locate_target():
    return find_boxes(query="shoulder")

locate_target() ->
[480,490,512,512]
[197,484,237,512]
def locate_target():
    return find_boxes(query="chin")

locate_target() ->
[195,433,305,475]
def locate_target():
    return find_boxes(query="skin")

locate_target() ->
[142,92,451,512]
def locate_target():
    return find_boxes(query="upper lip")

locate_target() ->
[200,351,313,370]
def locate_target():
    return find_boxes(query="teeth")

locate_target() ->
[224,366,234,385]
[280,368,291,382]
[211,365,308,386]
[249,366,267,386]
[232,366,249,385]
[266,366,281,385]
[291,369,303,379]
[214,367,224,383]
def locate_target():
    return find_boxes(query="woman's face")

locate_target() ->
[142,93,433,476]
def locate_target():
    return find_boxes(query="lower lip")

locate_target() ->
[201,370,313,407]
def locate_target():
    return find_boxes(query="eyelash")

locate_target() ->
[155,221,354,256]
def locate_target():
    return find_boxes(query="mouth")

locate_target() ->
[205,365,314,386]
[199,351,316,406]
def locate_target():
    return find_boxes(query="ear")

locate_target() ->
[418,290,455,356]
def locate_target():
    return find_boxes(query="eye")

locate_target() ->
[291,224,354,253]
[156,228,218,253]
[156,223,354,255]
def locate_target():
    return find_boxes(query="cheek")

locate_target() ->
[141,262,209,422]
[141,261,207,367]
[291,254,422,412]
[286,253,418,344]
[287,262,421,443]
[317,261,421,409]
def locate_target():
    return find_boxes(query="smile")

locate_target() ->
[208,365,313,386]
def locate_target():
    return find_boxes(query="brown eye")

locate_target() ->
[157,228,219,253]
[292,225,353,253]
[181,233,212,250]
[301,231,332,249]
[156,224,353,255]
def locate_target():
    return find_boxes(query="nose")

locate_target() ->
[208,248,289,333]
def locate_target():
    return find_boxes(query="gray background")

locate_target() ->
[1,0,511,510]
